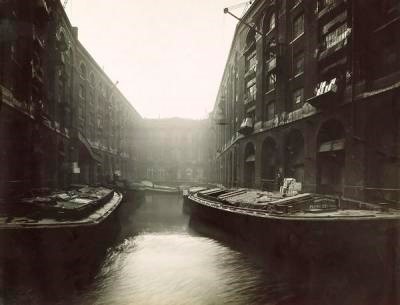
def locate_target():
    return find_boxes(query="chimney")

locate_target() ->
[72,27,78,39]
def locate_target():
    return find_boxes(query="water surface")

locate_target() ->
[1,193,397,305]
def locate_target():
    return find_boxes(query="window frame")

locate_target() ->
[246,49,257,73]
[292,87,304,109]
[266,72,277,92]
[246,78,257,102]
[79,62,87,79]
[269,13,276,31]
[292,13,305,40]
[264,101,276,121]
[323,23,349,50]
[89,72,95,87]
[293,50,305,77]
[78,84,86,100]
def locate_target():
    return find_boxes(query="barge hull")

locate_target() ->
[184,195,400,275]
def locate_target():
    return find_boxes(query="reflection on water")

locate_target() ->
[0,193,398,305]
[85,234,264,305]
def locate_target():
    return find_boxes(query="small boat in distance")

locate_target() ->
[129,180,180,194]
[146,185,180,194]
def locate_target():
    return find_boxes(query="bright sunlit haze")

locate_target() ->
[65,0,242,119]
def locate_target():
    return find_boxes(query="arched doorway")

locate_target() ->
[284,129,304,184]
[366,111,399,204]
[317,120,346,195]
[244,142,256,188]
[261,137,278,190]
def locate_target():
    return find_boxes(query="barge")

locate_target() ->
[0,186,124,266]
[122,180,180,195]
[184,188,400,269]
[145,186,180,194]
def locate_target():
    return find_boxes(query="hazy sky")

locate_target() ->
[65,0,243,119]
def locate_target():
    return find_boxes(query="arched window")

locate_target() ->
[79,84,85,99]
[89,72,95,86]
[57,30,68,52]
[269,13,276,31]
[80,62,86,79]
[245,28,256,51]
[265,39,277,93]
[262,12,276,33]
[245,29,257,102]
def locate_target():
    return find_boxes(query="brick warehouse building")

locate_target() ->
[136,118,213,186]
[213,0,400,205]
[0,0,141,198]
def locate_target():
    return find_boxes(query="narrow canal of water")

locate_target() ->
[1,193,397,305]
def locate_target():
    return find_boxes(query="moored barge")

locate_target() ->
[184,188,400,270]
[0,186,124,264]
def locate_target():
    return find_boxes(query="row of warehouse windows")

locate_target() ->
[237,1,350,123]
[78,62,111,96]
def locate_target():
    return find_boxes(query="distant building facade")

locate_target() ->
[212,0,400,205]
[0,0,141,198]
[137,118,212,186]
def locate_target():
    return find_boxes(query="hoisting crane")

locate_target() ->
[224,0,254,13]
[223,0,263,35]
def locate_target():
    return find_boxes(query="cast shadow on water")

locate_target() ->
[0,193,182,305]
[115,193,398,305]
[187,215,399,305]
[0,234,109,305]
[0,193,143,305]
[0,193,398,305]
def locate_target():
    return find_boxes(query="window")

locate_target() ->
[246,78,256,102]
[293,51,304,76]
[269,13,276,31]
[381,0,399,13]
[246,50,257,73]
[318,0,335,11]
[147,168,155,179]
[80,62,86,79]
[245,29,257,74]
[265,101,275,121]
[78,105,84,120]
[291,0,302,8]
[292,88,304,106]
[266,40,277,61]
[99,82,106,97]
[89,118,95,140]
[266,73,276,91]
[88,92,94,106]
[324,23,349,49]
[79,84,85,99]
[248,84,256,101]
[89,73,95,86]
[248,110,256,124]
[293,14,304,39]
